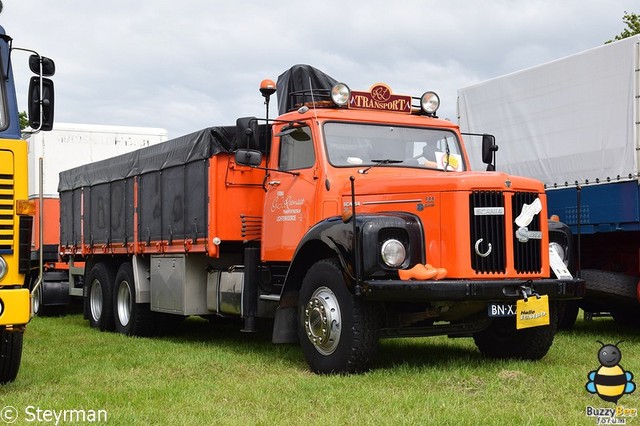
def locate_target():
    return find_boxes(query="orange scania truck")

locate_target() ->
[0,14,55,382]
[56,65,584,374]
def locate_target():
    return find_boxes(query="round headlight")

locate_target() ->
[331,83,351,106]
[0,256,7,281]
[381,239,406,268]
[549,242,567,266]
[420,91,440,115]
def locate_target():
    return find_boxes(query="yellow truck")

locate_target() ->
[0,4,55,383]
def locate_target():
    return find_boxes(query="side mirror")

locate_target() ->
[236,116,260,150]
[28,76,55,131]
[235,149,262,167]
[28,55,55,77]
[481,134,498,171]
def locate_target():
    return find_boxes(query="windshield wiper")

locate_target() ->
[358,159,403,174]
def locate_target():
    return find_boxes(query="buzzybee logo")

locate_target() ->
[586,341,635,403]
[584,341,637,424]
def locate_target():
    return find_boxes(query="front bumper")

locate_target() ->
[361,278,585,302]
[0,288,31,327]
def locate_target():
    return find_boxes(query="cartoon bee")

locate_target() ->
[586,341,636,404]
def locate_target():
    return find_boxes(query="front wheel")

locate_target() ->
[473,305,558,360]
[0,329,23,384]
[298,258,380,374]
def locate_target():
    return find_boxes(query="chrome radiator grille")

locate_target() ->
[469,190,542,274]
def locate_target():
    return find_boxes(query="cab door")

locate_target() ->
[262,125,318,261]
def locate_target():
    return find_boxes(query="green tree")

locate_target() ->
[19,111,28,130]
[607,11,640,43]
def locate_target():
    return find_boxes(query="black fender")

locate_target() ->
[281,212,424,299]
[272,212,424,344]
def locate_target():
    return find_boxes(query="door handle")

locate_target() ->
[267,180,281,186]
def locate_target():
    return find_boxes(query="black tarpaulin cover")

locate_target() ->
[276,64,338,115]
[58,126,236,191]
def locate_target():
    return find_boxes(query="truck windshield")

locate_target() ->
[323,122,465,171]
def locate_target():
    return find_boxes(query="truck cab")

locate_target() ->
[234,66,585,373]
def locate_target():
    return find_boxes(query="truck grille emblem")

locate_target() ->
[474,238,492,257]
[514,197,543,243]
[515,227,543,243]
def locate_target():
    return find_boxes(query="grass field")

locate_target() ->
[1,313,639,425]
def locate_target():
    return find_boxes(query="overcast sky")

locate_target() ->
[2,0,636,138]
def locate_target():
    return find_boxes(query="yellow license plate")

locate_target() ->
[0,288,31,326]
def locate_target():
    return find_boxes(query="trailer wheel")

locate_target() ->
[473,306,557,360]
[114,263,155,336]
[0,329,23,384]
[298,258,380,374]
[86,263,115,331]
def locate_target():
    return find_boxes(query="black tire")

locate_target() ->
[0,329,23,384]
[31,281,66,317]
[114,263,155,336]
[557,300,580,330]
[473,305,558,360]
[85,263,116,331]
[582,269,638,299]
[581,269,639,318]
[298,258,380,374]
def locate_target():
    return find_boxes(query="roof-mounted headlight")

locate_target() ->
[331,83,351,107]
[420,91,440,115]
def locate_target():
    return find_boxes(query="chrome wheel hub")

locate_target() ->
[116,280,132,327]
[303,286,341,355]
[89,279,103,321]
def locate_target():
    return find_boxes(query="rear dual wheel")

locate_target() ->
[86,263,115,331]
[86,262,153,336]
[114,263,154,336]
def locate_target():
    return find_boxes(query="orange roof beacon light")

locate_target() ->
[260,78,277,126]
[260,79,276,99]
